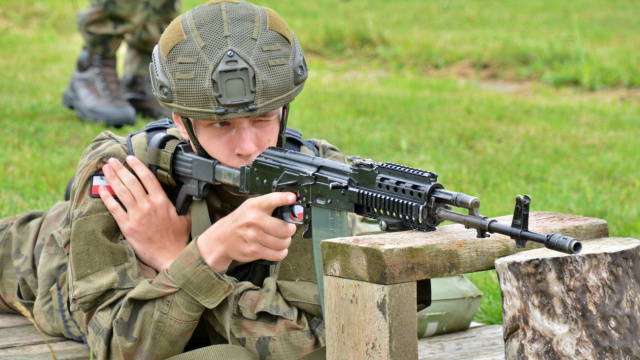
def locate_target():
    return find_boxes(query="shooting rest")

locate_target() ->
[321,211,610,359]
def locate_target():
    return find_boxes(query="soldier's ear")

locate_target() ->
[172,113,190,142]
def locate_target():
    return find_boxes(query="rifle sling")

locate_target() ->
[146,137,181,187]
[190,198,212,240]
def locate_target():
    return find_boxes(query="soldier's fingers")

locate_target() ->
[98,185,127,222]
[102,163,137,210]
[258,215,297,240]
[254,245,289,263]
[107,158,148,202]
[255,192,298,213]
[125,156,165,196]
[256,230,292,252]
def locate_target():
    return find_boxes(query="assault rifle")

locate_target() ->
[147,133,582,255]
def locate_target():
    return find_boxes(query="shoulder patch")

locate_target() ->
[90,174,115,198]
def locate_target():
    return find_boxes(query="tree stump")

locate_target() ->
[495,237,640,360]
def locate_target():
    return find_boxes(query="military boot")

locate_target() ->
[122,75,172,119]
[63,48,136,127]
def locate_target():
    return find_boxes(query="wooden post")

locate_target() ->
[496,237,640,360]
[324,278,417,359]
[322,212,608,359]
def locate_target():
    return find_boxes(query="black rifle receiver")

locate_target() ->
[148,134,582,255]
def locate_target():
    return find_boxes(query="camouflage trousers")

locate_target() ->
[77,0,181,76]
[0,202,86,341]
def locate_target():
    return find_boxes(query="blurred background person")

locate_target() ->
[63,0,178,127]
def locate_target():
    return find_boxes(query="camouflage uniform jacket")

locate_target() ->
[1,127,349,359]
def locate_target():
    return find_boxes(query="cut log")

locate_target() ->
[495,237,640,359]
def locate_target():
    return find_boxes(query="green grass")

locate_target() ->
[242,0,640,90]
[1,0,639,326]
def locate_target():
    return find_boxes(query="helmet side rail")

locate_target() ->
[148,133,582,255]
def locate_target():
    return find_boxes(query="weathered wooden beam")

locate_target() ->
[496,237,640,359]
[417,324,504,360]
[0,341,89,360]
[323,212,608,285]
[0,314,30,328]
[325,277,417,360]
[0,314,89,359]
[0,324,69,349]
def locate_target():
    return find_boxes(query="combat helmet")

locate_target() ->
[149,0,308,155]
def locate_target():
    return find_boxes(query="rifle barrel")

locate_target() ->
[435,208,581,254]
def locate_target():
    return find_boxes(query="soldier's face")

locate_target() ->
[173,109,281,168]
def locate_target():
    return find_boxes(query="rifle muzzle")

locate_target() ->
[545,233,582,254]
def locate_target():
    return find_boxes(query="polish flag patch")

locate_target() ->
[90,174,115,198]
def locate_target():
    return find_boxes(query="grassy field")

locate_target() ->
[1,0,638,325]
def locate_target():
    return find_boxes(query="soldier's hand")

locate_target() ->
[196,192,297,272]
[99,155,191,272]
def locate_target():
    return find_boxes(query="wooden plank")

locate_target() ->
[325,276,417,360]
[418,325,504,360]
[0,313,31,328]
[0,324,68,349]
[0,313,90,359]
[323,212,608,284]
[0,340,89,360]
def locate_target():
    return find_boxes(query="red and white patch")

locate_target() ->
[90,174,115,198]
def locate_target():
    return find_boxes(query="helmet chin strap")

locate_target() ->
[277,104,290,148]
[180,116,211,158]
[180,104,290,159]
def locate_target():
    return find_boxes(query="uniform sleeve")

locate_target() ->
[202,274,326,360]
[82,241,235,359]
[66,131,236,359]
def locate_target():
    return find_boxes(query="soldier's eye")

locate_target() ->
[212,121,230,128]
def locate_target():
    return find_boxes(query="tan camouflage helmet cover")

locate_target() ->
[149,0,308,120]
